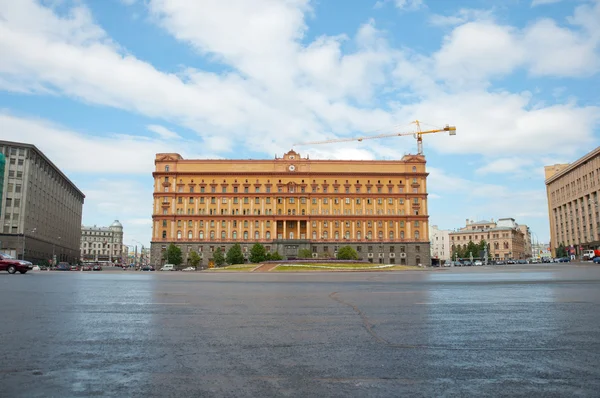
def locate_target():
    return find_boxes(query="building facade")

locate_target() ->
[151,150,431,267]
[80,220,124,263]
[545,146,600,256]
[449,218,527,260]
[429,225,451,262]
[0,141,84,264]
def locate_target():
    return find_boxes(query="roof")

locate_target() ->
[472,220,491,224]
[0,140,85,199]
[545,146,600,185]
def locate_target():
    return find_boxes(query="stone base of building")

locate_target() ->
[151,241,430,268]
[0,234,79,265]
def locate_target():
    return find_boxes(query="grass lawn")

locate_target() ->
[274,263,425,271]
[210,264,258,271]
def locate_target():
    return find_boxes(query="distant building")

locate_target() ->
[545,146,600,257]
[80,220,124,263]
[449,218,527,260]
[0,141,85,264]
[517,224,532,259]
[429,225,451,261]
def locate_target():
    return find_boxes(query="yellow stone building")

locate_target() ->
[545,146,600,256]
[151,150,431,267]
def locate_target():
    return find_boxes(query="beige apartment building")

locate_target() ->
[545,146,600,256]
[151,150,431,267]
[449,218,527,260]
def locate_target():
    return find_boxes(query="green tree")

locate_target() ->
[337,245,359,260]
[226,243,245,265]
[466,241,478,259]
[556,243,567,258]
[249,243,267,263]
[270,251,283,261]
[452,244,463,259]
[188,251,201,268]
[264,252,272,261]
[166,244,183,266]
[213,247,225,267]
[298,248,312,259]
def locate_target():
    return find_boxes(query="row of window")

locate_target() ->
[166,197,419,205]
[165,230,420,240]
[166,219,420,228]
[160,180,421,194]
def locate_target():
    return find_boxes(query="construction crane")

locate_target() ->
[293,120,456,155]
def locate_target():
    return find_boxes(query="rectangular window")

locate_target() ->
[289,198,295,204]
[222,198,227,204]
[222,187,227,193]
[323,198,329,204]
[244,197,249,204]
[266,198,271,204]
[244,187,249,193]
[255,197,260,204]
[200,187,205,193]
[255,187,260,193]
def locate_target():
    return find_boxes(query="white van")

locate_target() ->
[160,264,175,271]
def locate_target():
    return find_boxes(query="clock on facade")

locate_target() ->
[288,164,296,171]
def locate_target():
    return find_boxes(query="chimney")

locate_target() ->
[491,218,494,223]
[466,219,469,225]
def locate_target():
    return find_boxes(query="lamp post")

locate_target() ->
[21,228,36,261]
[52,236,61,266]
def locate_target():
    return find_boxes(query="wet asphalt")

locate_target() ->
[1,264,600,397]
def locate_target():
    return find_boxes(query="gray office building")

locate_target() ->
[0,141,85,264]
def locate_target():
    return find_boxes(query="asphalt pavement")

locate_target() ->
[1,264,599,397]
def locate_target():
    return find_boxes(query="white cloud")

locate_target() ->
[375,0,424,10]
[147,124,181,140]
[531,0,562,7]
[0,113,211,174]
[475,158,535,175]
[429,8,494,27]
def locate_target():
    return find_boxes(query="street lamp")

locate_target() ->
[22,228,36,261]
[52,236,61,265]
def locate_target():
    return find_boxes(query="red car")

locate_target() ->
[0,253,33,274]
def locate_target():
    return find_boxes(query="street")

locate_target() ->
[1,264,600,397]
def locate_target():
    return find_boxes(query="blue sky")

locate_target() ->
[1,0,599,247]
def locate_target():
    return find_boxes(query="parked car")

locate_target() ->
[182,266,196,271]
[0,253,33,274]
[593,257,600,264]
[141,265,155,271]
[473,260,483,266]
[56,264,70,271]
[160,264,175,271]
[93,265,103,271]
[82,265,92,271]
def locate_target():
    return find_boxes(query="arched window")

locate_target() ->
[416,256,421,264]
[415,231,420,240]
[255,231,259,239]
[221,231,226,239]
[335,231,339,240]
[357,231,361,240]
[266,231,271,239]
[494,242,499,250]
[199,231,204,239]
[312,231,317,239]
[345,231,350,239]
[165,165,170,172]
[400,231,404,239]
[210,231,215,239]
[389,231,394,239]
[232,231,237,240]
[323,231,328,239]
[412,166,416,172]
[162,231,167,239]
[187,231,192,239]
[367,231,372,239]
[177,230,182,240]
[289,232,294,239]
[244,231,248,240]
[378,231,383,239]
